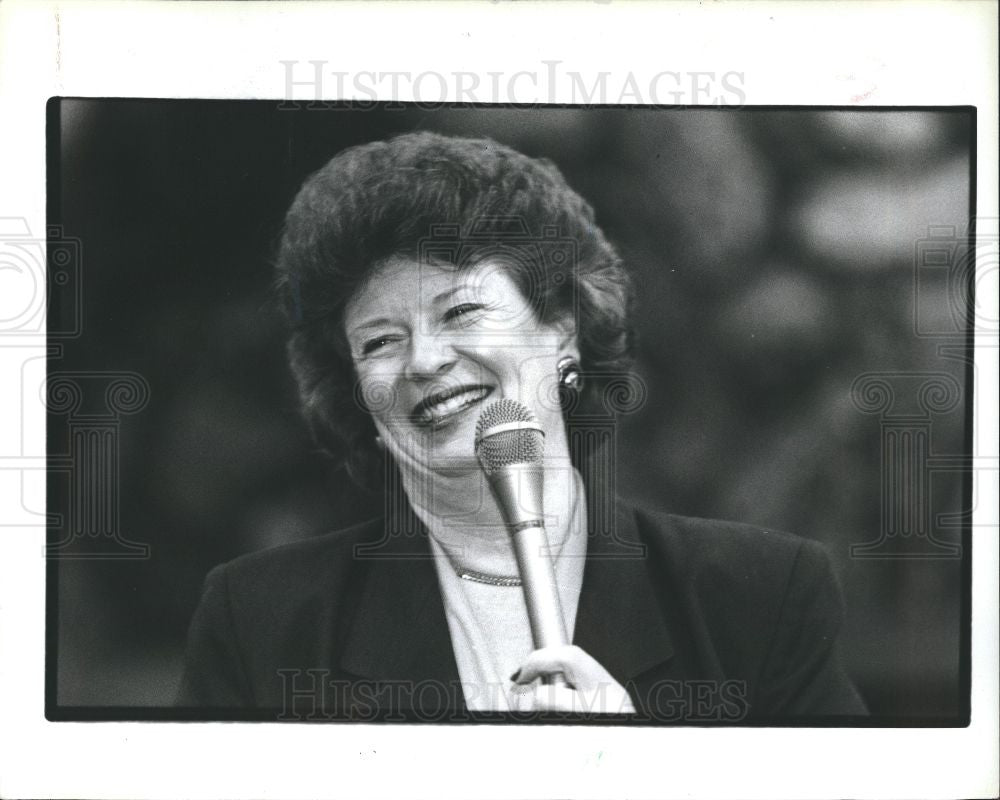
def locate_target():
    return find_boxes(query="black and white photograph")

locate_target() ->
[46,102,972,725]
[1,2,997,799]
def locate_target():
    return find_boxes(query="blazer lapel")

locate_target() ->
[337,500,674,711]
[338,523,462,695]
[573,501,675,683]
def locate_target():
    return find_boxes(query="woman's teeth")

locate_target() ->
[419,387,491,426]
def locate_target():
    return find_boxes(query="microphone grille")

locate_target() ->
[475,399,544,475]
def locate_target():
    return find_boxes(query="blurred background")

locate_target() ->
[49,102,971,719]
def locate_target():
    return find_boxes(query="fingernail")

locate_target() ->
[510,670,521,683]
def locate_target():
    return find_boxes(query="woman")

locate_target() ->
[177,131,866,720]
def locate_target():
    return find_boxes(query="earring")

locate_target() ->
[557,356,583,391]
[374,434,385,450]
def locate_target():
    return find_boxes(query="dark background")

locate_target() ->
[49,101,971,719]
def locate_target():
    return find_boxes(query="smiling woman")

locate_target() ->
[277,132,632,491]
[344,257,574,471]
[176,131,867,720]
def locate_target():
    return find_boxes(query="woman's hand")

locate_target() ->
[511,645,637,714]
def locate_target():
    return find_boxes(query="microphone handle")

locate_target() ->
[510,523,569,648]
[486,464,571,688]
[511,523,571,689]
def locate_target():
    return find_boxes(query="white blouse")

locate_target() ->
[426,472,588,711]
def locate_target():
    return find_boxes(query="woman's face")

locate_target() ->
[344,256,577,474]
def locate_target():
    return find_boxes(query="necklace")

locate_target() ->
[457,569,522,587]
[437,470,584,589]
[451,524,569,588]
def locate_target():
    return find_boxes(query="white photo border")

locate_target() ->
[0,1,997,799]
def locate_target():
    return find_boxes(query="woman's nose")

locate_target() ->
[404,330,455,380]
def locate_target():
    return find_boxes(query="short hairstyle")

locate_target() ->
[274,131,634,488]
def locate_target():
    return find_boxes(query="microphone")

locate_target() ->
[474,399,570,652]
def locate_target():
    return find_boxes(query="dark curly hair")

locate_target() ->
[274,131,634,488]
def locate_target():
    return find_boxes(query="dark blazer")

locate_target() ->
[176,500,867,722]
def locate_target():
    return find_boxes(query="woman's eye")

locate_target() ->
[361,335,400,356]
[443,303,485,324]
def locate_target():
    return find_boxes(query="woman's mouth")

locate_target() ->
[412,385,494,429]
